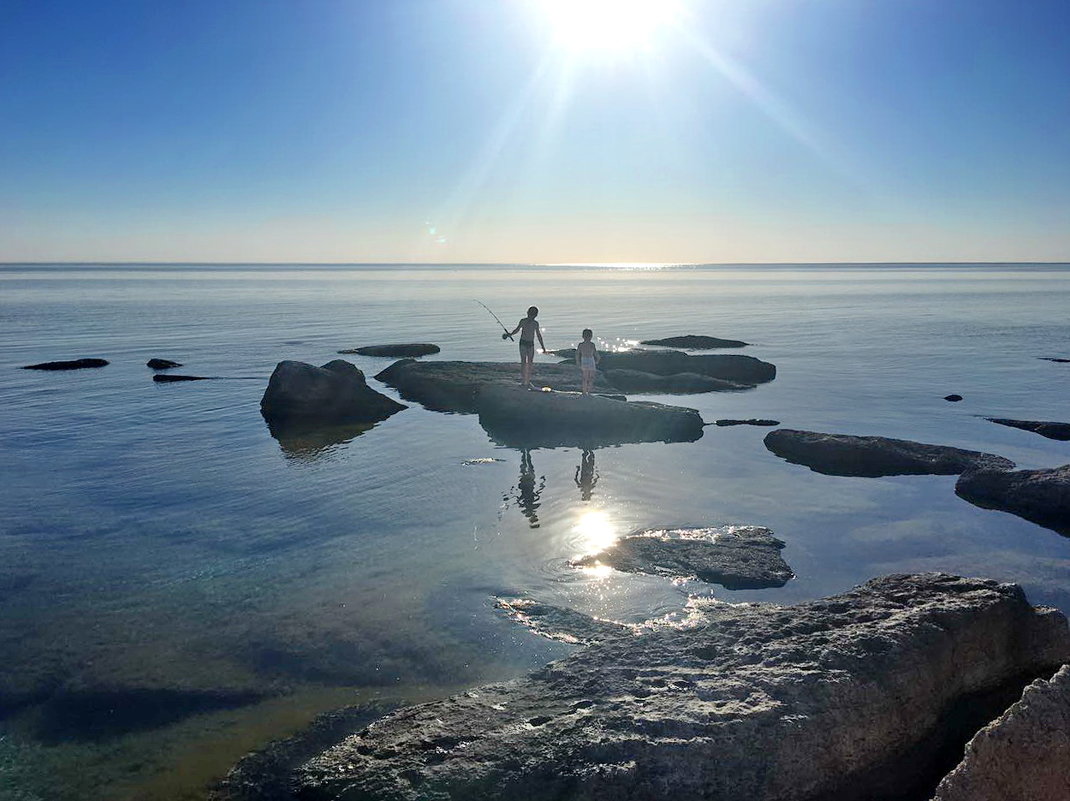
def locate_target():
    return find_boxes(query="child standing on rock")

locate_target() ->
[575,328,599,394]
[503,306,547,388]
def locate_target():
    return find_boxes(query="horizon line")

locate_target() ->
[3,260,1069,267]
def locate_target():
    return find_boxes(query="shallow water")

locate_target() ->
[1,263,1069,800]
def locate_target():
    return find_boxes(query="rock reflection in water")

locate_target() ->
[266,420,375,461]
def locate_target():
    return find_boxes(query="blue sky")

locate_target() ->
[2,0,1068,262]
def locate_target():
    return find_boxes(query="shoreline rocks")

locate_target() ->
[640,334,748,349]
[260,359,406,428]
[494,598,632,645]
[591,350,776,385]
[22,358,108,371]
[261,574,1069,801]
[764,429,1015,477]
[987,418,1070,441]
[338,344,440,358]
[955,464,1070,536]
[604,368,748,394]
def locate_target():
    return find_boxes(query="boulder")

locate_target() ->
[22,358,108,371]
[477,385,704,448]
[715,418,781,427]
[146,358,182,369]
[640,334,748,349]
[932,664,1070,801]
[281,574,1069,801]
[955,464,1070,536]
[260,360,406,427]
[604,369,747,394]
[572,525,792,590]
[764,429,1015,477]
[592,350,776,384]
[986,418,1070,441]
[338,344,440,358]
[375,359,613,413]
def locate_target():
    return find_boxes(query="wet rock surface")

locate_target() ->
[987,417,1070,441]
[22,358,109,370]
[765,429,1015,477]
[593,350,776,385]
[275,574,1069,801]
[495,598,632,645]
[604,368,747,394]
[640,334,748,349]
[477,385,705,448]
[338,343,440,358]
[955,464,1070,535]
[146,358,182,369]
[572,525,793,589]
[261,359,406,427]
[716,418,780,427]
[932,664,1070,801]
[375,359,611,413]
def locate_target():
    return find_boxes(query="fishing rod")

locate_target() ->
[475,300,514,341]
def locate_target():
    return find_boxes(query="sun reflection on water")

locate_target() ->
[572,509,618,557]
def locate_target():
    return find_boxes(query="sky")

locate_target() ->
[1,0,1069,264]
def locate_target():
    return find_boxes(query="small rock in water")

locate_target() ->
[640,334,749,349]
[956,463,1070,536]
[714,419,780,427]
[338,343,440,358]
[1039,357,1070,363]
[462,457,505,466]
[153,374,211,382]
[147,358,182,369]
[945,394,964,402]
[22,358,109,371]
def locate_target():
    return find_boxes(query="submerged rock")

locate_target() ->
[593,350,776,385]
[260,359,406,427]
[477,385,704,448]
[146,358,182,369]
[640,334,749,349]
[283,574,1069,801]
[22,358,108,371]
[987,417,1070,441]
[955,464,1070,536]
[932,664,1070,801]
[604,368,747,394]
[945,394,964,402]
[715,418,781,427]
[572,525,792,590]
[495,598,632,645]
[375,359,612,413]
[338,343,440,358]
[764,429,1015,477]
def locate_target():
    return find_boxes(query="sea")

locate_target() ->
[1,262,1068,801]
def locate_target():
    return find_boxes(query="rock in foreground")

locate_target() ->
[573,525,792,590]
[477,385,704,448]
[286,574,1069,801]
[932,664,1070,801]
[765,429,1015,477]
[260,359,406,427]
[22,358,108,370]
[604,368,747,394]
[987,418,1070,441]
[338,343,440,358]
[640,334,748,349]
[955,464,1070,535]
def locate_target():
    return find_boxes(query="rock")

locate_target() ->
[945,394,964,402]
[260,360,406,427]
[338,344,440,358]
[146,358,182,369]
[604,368,747,394]
[931,664,1070,801]
[572,525,793,590]
[592,350,776,385]
[764,429,1015,477]
[986,418,1070,441]
[283,574,1069,801]
[715,418,781,427]
[153,374,211,382]
[375,359,613,413]
[22,358,108,371]
[955,464,1070,536]
[495,598,632,645]
[640,334,748,349]
[1039,357,1070,363]
[477,385,704,448]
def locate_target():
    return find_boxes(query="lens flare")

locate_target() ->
[540,0,682,53]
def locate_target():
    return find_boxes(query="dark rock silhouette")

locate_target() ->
[146,358,182,369]
[640,334,748,349]
[270,574,1069,801]
[715,418,780,427]
[765,429,1014,477]
[592,350,775,385]
[572,525,792,590]
[1039,357,1070,363]
[261,359,406,427]
[986,418,1070,441]
[153,374,210,382]
[956,464,1070,535]
[22,358,108,371]
[338,344,440,357]
[604,368,747,394]
[945,394,964,402]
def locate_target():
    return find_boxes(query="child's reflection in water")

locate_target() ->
[503,449,546,528]
[574,449,598,501]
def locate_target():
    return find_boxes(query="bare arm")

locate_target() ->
[537,324,546,352]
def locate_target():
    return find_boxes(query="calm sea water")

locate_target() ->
[1,263,1069,800]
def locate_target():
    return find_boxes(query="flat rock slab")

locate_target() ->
[987,418,1070,441]
[604,368,748,394]
[593,350,776,385]
[495,598,632,645]
[716,418,780,427]
[640,334,749,349]
[764,429,1015,477]
[955,464,1070,536]
[572,525,792,590]
[285,574,1070,801]
[477,385,704,448]
[261,359,406,427]
[1039,357,1070,363]
[338,343,440,357]
[146,358,182,369]
[375,359,614,413]
[22,358,108,370]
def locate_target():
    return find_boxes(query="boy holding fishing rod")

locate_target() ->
[502,306,547,388]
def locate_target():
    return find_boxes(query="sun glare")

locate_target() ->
[540,0,682,53]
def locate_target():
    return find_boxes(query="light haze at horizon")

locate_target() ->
[2,0,1068,264]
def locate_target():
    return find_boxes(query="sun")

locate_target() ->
[539,0,682,54]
